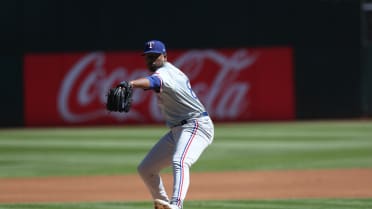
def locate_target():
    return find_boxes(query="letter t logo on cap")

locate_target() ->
[148,41,154,49]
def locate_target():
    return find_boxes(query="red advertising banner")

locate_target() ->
[24,47,295,126]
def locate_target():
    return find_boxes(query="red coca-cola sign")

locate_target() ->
[24,47,295,126]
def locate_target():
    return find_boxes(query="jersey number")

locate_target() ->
[186,80,198,99]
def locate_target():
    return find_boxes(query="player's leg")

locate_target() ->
[137,131,174,202]
[170,117,214,208]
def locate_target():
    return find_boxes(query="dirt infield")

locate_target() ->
[1,169,372,203]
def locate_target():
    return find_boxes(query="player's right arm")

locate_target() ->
[125,75,161,92]
[128,78,150,89]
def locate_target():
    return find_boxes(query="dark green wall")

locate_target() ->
[0,55,23,126]
[0,1,23,126]
[0,0,365,126]
[293,2,361,118]
[362,46,372,117]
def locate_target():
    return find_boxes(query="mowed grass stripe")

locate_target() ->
[0,126,167,139]
[1,199,372,209]
[1,136,371,150]
[0,139,154,149]
[191,199,372,209]
[0,121,371,177]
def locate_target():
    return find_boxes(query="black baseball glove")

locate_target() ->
[106,81,133,113]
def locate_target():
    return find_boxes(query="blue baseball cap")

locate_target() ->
[143,40,166,54]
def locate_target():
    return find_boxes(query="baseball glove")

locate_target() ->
[106,81,133,113]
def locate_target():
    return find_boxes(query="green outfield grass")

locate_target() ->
[1,199,372,209]
[0,121,371,177]
[1,120,372,208]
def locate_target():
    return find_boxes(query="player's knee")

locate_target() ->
[137,162,147,176]
[137,161,158,176]
[172,159,191,170]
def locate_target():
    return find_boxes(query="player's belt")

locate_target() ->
[172,112,209,127]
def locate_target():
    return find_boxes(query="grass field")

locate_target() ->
[1,199,372,209]
[0,120,372,208]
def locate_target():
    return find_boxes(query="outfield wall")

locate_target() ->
[0,0,366,126]
[23,48,295,126]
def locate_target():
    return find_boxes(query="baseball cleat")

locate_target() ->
[154,199,180,209]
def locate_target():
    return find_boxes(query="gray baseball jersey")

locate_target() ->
[150,62,206,127]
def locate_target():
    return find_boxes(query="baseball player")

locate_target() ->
[122,40,214,209]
